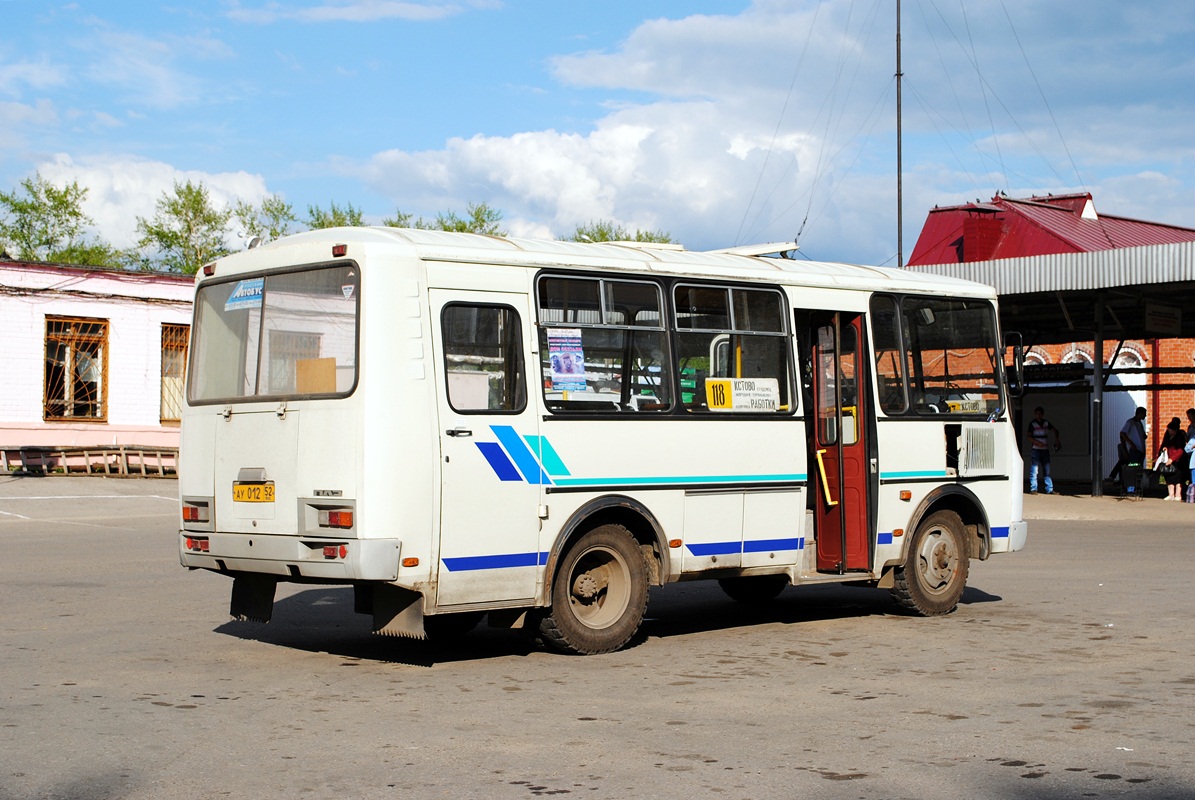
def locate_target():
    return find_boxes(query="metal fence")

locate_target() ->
[1,446,178,478]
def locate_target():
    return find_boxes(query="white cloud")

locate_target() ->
[82,31,196,109]
[354,98,827,251]
[0,99,58,149]
[0,56,68,96]
[36,154,270,249]
[227,1,470,24]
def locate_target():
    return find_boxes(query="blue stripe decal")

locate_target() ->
[877,532,894,545]
[743,537,802,553]
[475,442,522,481]
[991,526,1010,539]
[881,470,951,479]
[524,435,570,477]
[491,425,552,485]
[442,551,550,571]
[686,540,743,557]
[689,537,805,556]
[554,472,806,487]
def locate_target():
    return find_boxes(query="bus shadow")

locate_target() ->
[213,581,1003,666]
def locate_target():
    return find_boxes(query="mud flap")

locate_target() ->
[230,575,278,622]
[372,584,426,639]
[965,523,989,560]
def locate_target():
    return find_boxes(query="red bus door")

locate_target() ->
[810,312,871,573]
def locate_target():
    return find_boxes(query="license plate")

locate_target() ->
[233,482,275,503]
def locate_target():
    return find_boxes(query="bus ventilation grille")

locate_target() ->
[963,427,996,472]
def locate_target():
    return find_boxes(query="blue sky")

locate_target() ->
[3,0,1194,265]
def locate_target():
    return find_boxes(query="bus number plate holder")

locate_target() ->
[233,482,275,503]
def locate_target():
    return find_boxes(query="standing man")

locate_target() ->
[1027,406,1062,495]
[1110,406,1148,484]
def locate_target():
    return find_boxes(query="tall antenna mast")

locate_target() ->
[896,0,904,267]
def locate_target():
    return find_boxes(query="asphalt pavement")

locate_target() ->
[1,475,1193,800]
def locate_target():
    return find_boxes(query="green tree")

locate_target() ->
[53,241,134,269]
[234,194,297,243]
[136,180,232,274]
[433,202,505,235]
[568,219,673,244]
[306,201,364,229]
[0,172,122,266]
[383,202,505,235]
[382,209,422,228]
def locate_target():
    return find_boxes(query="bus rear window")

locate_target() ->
[188,264,359,404]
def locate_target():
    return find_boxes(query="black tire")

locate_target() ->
[423,610,484,640]
[890,510,969,615]
[718,575,788,605]
[539,524,649,655]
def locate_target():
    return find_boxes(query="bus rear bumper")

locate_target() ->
[179,531,401,582]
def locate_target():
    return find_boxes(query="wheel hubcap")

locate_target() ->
[917,528,957,595]
[568,546,630,629]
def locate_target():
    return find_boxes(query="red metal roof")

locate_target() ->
[907,192,1195,265]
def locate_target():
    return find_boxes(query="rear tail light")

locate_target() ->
[185,537,210,552]
[323,544,349,559]
[319,509,354,529]
[182,502,210,523]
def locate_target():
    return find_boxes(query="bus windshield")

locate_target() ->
[871,295,1002,416]
[187,263,360,404]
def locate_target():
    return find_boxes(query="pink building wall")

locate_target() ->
[0,261,194,449]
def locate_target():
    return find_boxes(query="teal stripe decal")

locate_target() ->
[552,473,806,487]
[524,435,570,477]
[881,470,950,479]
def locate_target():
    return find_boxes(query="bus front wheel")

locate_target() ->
[540,524,649,655]
[890,510,969,616]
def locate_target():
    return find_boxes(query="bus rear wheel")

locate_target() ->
[539,524,649,655]
[890,510,969,616]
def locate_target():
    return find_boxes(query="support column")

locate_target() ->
[1092,294,1105,497]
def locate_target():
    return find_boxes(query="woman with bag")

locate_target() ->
[1158,417,1187,501]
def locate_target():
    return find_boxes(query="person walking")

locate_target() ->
[1159,417,1187,501]
[1027,406,1062,495]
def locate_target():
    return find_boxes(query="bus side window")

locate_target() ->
[674,284,791,413]
[869,294,907,414]
[537,276,671,413]
[441,304,526,413]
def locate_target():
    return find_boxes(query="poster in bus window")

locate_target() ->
[224,277,264,311]
[547,328,587,391]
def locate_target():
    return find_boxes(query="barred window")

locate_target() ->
[161,323,189,424]
[45,316,108,422]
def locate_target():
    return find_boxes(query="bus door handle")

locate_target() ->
[815,448,839,507]
[446,427,473,438]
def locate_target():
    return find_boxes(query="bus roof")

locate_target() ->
[221,227,998,299]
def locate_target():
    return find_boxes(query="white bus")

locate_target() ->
[179,228,1027,654]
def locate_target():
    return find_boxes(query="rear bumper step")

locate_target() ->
[179,531,401,581]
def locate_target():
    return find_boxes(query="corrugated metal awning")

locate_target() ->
[907,241,1195,344]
